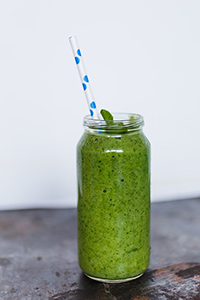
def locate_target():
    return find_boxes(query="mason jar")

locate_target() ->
[77,113,151,283]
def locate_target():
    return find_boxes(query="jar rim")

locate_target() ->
[83,112,144,132]
[83,112,144,127]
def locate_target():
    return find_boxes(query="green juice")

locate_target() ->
[77,113,150,282]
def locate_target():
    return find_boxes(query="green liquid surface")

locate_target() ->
[77,130,150,280]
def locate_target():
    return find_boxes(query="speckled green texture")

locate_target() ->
[77,129,150,280]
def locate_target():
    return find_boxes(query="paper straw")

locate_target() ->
[69,36,99,119]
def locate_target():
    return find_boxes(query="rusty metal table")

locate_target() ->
[0,199,200,299]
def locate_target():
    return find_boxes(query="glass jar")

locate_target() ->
[77,113,151,283]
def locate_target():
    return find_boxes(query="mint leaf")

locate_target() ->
[129,115,137,122]
[100,109,113,121]
[100,109,127,133]
[100,109,114,125]
[116,122,124,126]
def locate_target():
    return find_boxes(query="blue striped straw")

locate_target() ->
[69,36,99,119]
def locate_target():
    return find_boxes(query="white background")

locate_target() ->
[0,1,200,209]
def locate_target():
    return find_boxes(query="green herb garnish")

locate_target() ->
[100,109,127,133]
[100,109,114,125]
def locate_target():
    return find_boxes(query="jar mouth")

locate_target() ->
[83,112,144,132]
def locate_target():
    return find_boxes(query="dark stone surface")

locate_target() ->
[0,199,200,299]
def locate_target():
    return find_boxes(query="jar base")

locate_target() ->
[84,272,144,283]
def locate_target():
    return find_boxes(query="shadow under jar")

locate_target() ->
[77,113,151,283]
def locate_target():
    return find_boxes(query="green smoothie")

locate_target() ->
[77,113,150,282]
